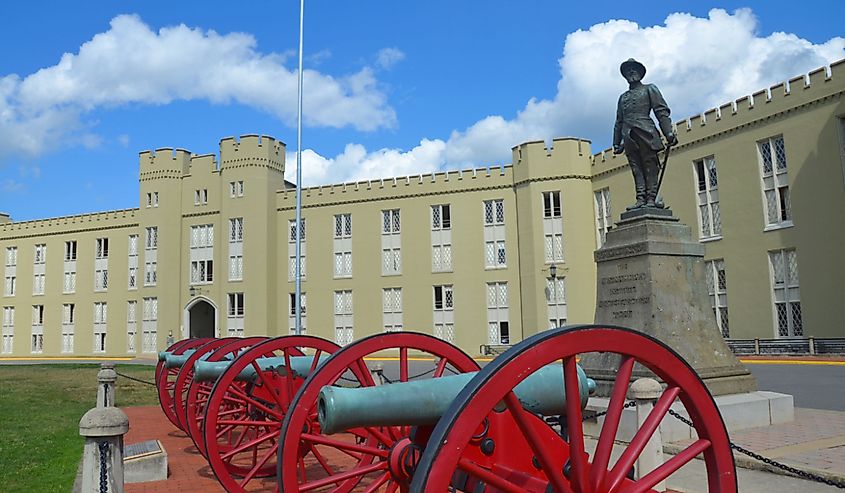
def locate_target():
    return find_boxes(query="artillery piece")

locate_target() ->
[278,326,737,493]
[157,325,736,493]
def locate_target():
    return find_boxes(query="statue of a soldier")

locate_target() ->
[613,58,677,209]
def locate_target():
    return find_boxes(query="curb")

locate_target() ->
[664,442,845,487]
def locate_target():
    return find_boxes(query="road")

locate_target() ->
[744,360,845,411]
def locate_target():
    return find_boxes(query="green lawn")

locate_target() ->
[0,364,158,493]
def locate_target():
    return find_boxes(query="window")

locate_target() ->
[61,304,74,354]
[4,275,15,296]
[146,192,153,208]
[33,273,45,295]
[145,227,158,286]
[96,238,109,259]
[693,156,722,239]
[63,270,76,294]
[382,210,401,275]
[64,241,77,261]
[142,297,157,353]
[154,192,159,207]
[333,214,353,278]
[547,277,567,328]
[31,305,44,354]
[228,292,244,337]
[486,282,509,345]
[431,205,452,272]
[194,189,208,205]
[128,235,138,289]
[126,300,137,353]
[229,218,244,281]
[542,192,564,263]
[230,181,244,198]
[543,191,562,218]
[145,227,158,250]
[34,244,46,264]
[94,269,108,291]
[191,260,213,284]
[594,188,612,247]
[2,306,13,354]
[5,247,17,267]
[758,136,792,228]
[93,302,107,353]
[769,249,802,337]
[433,285,454,343]
[705,259,729,338]
[483,200,506,268]
[289,292,307,334]
[189,224,214,285]
[334,290,353,346]
[382,288,403,332]
[288,219,307,282]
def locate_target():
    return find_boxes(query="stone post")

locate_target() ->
[97,363,117,408]
[369,362,385,386]
[628,378,665,491]
[79,406,129,493]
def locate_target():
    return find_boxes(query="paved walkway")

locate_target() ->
[121,404,845,492]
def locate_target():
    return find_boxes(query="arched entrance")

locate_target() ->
[186,298,217,338]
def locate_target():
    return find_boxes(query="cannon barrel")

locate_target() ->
[193,354,327,382]
[318,364,596,435]
[164,350,197,369]
[158,350,170,362]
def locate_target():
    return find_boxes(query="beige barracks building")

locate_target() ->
[2,60,844,358]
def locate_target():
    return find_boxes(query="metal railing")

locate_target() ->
[726,337,845,356]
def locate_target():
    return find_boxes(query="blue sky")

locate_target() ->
[1,1,843,221]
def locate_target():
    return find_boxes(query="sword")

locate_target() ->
[654,142,672,200]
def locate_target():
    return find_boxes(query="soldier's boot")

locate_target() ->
[627,193,646,210]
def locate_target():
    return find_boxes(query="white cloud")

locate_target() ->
[287,8,843,185]
[117,134,130,147]
[1,179,24,193]
[0,14,396,158]
[375,48,405,70]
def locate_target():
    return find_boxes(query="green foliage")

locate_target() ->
[0,364,157,492]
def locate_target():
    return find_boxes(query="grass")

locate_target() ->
[0,364,158,493]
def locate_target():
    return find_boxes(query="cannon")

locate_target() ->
[155,337,212,427]
[278,326,737,493]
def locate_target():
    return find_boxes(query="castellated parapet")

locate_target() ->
[0,208,138,238]
[219,134,285,174]
[512,137,593,183]
[591,58,845,176]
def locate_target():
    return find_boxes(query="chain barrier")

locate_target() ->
[97,440,109,493]
[666,408,845,489]
[115,370,156,386]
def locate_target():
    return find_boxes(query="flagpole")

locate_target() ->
[294,0,305,335]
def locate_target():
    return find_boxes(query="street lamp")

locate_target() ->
[549,263,557,280]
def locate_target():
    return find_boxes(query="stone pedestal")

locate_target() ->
[79,406,129,493]
[580,212,757,396]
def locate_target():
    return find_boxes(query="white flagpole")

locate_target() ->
[294,0,305,335]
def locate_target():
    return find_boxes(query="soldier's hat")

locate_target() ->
[620,58,646,78]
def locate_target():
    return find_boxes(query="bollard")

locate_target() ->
[628,377,665,491]
[97,363,117,408]
[369,362,385,386]
[79,406,129,493]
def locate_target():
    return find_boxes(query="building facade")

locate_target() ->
[2,60,844,357]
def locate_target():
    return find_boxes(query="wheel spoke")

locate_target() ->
[620,439,711,493]
[502,392,569,492]
[606,385,681,493]
[309,349,323,373]
[309,444,338,480]
[400,347,409,382]
[563,356,588,493]
[361,471,391,493]
[456,457,525,493]
[433,357,448,378]
[221,426,278,461]
[301,432,387,459]
[238,441,279,486]
[591,356,635,491]
[252,359,289,412]
[225,386,283,419]
[300,460,386,492]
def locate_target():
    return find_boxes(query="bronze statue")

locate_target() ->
[612,59,677,209]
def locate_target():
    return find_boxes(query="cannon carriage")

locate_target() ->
[156,325,737,493]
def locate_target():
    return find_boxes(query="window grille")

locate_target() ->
[433,285,454,343]
[705,259,730,337]
[288,293,307,334]
[334,290,354,346]
[93,302,107,353]
[769,249,801,337]
[229,218,244,281]
[694,157,722,239]
[96,238,109,259]
[126,301,137,353]
[228,292,245,337]
[382,288,403,332]
[546,277,567,328]
[2,306,14,354]
[543,192,562,218]
[34,244,46,264]
[334,214,353,278]
[431,205,452,272]
[64,241,77,261]
[142,298,157,353]
[758,136,792,227]
[382,210,401,275]
[62,304,74,354]
[486,282,510,344]
[4,276,15,296]
[63,271,76,293]
[33,273,45,295]
[289,219,307,281]
[5,247,17,267]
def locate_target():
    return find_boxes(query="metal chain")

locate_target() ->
[98,440,109,493]
[115,370,156,386]
[586,400,637,422]
[666,408,845,489]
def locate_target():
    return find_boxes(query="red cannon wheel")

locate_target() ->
[184,337,268,456]
[204,335,342,493]
[157,338,211,428]
[155,338,194,389]
[173,338,242,432]
[410,325,737,493]
[278,331,480,493]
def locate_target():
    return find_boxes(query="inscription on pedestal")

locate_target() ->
[597,263,650,320]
